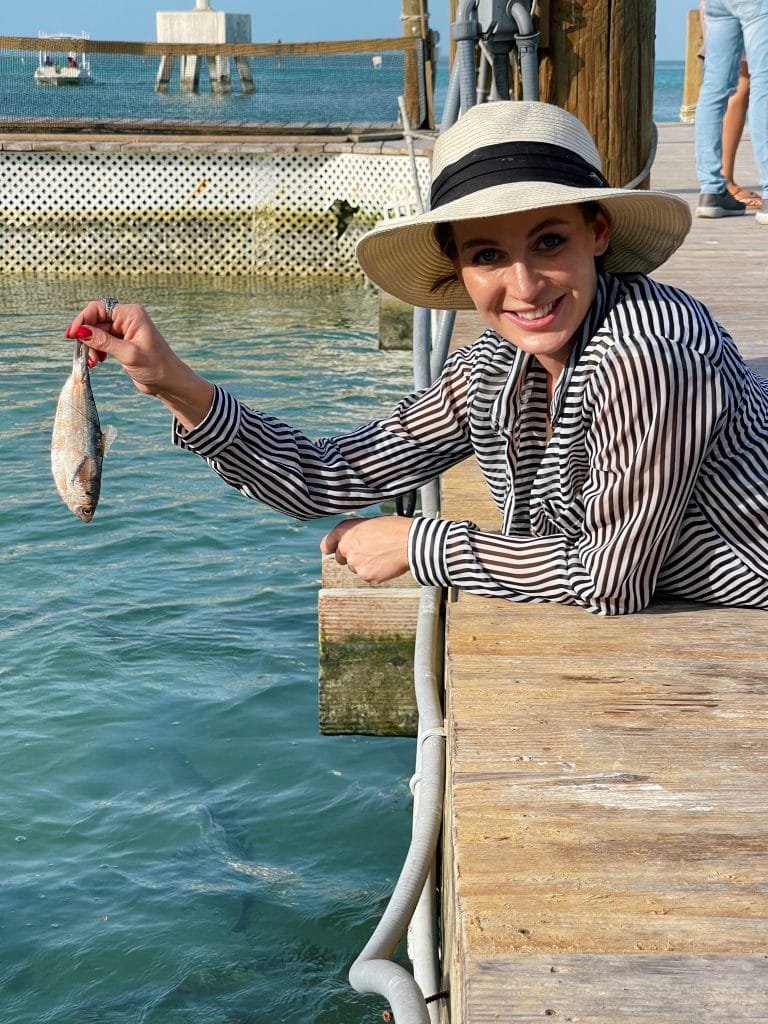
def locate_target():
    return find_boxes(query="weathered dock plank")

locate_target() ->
[318,555,420,736]
[464,955,768,1022]
[439,123,768,1023]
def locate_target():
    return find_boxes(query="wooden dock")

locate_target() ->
[438,122,768,1022]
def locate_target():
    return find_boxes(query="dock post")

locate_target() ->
[681,7,704,123]
[207,55,232,94]
[401,0,437,129]
[235,55,255,94]
[155,54,174,93]
[536,0,657,188]
[180,54,201,93]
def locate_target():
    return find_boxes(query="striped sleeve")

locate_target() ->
[172,352,476,519]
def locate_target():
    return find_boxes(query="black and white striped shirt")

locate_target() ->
[174,272,768,615]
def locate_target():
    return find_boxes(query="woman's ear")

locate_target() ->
[593,210,611,257]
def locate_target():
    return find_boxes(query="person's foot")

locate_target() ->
[695,190,747,218]
[726,182,763,209]
[756,202,768,225]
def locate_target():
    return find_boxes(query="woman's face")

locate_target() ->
[451,203,610,376]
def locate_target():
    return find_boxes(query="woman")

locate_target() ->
[67,101,768,615]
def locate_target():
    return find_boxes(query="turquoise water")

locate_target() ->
[1,51,684,126]
[654,60,686,122]
[1,274,415,1022]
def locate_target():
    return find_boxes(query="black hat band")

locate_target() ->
[430,141,611,210]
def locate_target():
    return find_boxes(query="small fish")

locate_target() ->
[51,340,114,522]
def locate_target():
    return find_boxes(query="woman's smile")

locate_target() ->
[507,295,562,326]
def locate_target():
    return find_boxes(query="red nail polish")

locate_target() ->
[75,326,93,340]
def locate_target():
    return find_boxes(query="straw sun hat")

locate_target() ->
[356,101,692,310]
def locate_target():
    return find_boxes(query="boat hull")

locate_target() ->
[35,68,85,86]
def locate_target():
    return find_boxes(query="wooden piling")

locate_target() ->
[681,7,704,123]
[318,556,420,736]
[535,0,657,188]
[402,0,437,128]
[443,2,657,187]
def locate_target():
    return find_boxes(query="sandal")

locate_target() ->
[726,183,763,209]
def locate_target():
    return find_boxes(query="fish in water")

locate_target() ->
[51,340,114,522]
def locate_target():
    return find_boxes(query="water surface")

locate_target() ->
[1,273,415,1022]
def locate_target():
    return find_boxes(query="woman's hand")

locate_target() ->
[66,300,215,430]
[320,516,412,584]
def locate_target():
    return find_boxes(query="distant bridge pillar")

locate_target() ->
[155,4,253,95]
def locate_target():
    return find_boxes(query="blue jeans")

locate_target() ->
[695,0,768,199]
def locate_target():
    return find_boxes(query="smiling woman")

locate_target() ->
[66,99,768,617]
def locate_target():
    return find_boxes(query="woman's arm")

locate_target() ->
[68,299,478,519]
[172,349,478,518]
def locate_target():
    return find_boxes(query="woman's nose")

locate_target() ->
[504,259,543,300]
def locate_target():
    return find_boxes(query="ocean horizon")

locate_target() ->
[1,48,686,127]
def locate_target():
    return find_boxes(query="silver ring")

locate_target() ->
[103,296,119,319]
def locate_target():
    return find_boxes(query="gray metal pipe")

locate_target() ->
[440,57,462,132]
[412,305,432,390]
[348,7,483,1012]
[511,1,540,101]
[430,310,456,382]
[453,0,480,112]
[348,586,446,1023]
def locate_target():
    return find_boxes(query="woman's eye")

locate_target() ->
[471,247,499,265]
[538,232,565,251]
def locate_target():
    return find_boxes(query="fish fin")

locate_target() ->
[102,425,118,456]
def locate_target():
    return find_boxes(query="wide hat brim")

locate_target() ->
[356,182,692,310]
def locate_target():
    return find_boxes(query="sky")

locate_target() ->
[3,1,692,62]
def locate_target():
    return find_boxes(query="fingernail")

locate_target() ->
[75,326,93,340]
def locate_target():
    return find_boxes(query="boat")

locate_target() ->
[35,32,93,85]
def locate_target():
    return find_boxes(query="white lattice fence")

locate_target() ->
[0,147,430,279]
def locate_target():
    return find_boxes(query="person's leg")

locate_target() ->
[735,0,768,211]
[722,60,763,204]
[695,0,744,195]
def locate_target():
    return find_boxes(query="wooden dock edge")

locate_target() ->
[317,554,420,736]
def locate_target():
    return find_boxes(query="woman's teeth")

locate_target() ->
[516,300,556,321]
